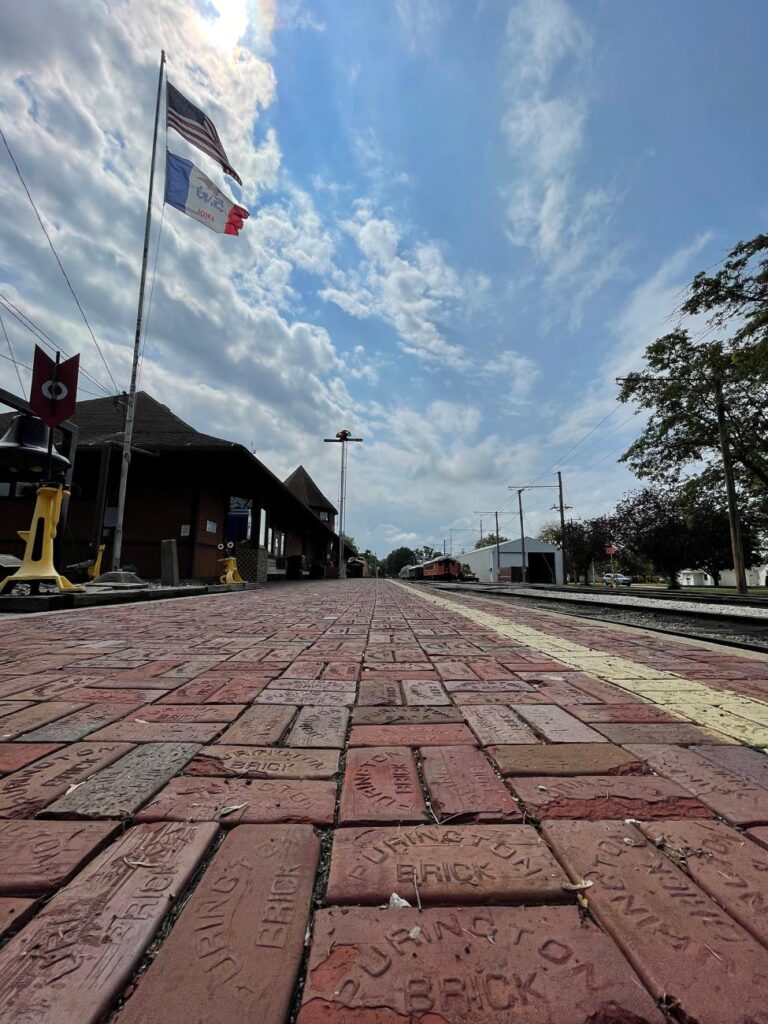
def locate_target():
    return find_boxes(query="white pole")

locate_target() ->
[112,51,166,570]
[338,439,346,579]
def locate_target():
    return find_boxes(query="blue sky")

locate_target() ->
[0,0,766,555]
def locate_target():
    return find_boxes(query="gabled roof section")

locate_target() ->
[284,464,337,515]
[67,392,236,449]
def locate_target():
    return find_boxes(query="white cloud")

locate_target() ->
[501,0,621,324]
[395,0,450,53]
[321,205,470,371]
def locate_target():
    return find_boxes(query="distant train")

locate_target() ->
[399,557,477,582]
[346,556,370,578]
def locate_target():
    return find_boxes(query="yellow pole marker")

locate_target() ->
[393,582,768,746]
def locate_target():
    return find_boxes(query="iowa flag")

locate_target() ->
[165,152,249,236]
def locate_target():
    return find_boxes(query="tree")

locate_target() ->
[381,546,416,577]
[612,487,696,589]
[540,517,614,584]
[413,545,441,563]
[342,535,358,555]
[618,330,768,494]
[475,534,509,549]
[681,490,763,585]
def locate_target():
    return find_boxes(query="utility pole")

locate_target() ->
[556,471,571,584]
[516,491,527,584]
[714,378,748,593]
[323,429,363,579]
[474,509,511,583]
[495,511,501,582]
[479,516,483,544]
[616,372,749,594]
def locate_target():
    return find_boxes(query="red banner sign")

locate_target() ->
[29,345,79,427]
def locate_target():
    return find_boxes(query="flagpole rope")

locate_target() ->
[136,203,165,392]
[0,310,25,393]
[0,292,113,397]
[0,125,120,395]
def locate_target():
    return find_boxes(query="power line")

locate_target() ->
[0,292,113,397]
[0,311,24,393]
[0,351,107,400]
[0,124,120,394]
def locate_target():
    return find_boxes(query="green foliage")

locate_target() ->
[618,233,768,496]
[381,546,417,577]
[475,533,509,549]
[412,545,441,563]
[612,487,694,588]
[540,518,614,584]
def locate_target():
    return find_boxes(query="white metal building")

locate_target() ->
[459,537,564,584]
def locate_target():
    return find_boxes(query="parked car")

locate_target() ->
[603,572,632,586]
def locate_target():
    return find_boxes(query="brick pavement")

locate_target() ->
[0,579,768,1021]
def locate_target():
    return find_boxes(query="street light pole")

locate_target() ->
[323,429,363,579]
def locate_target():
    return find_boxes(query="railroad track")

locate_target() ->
[419,582,768,655]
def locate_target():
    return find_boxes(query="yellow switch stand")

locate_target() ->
[218,556,245,585]
[0,485,85,594]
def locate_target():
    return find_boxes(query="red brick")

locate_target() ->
[453,690,554,704]
[297,905,663,1023]
[567,703,682,724]
[66,686,166,703]
[0,701,89,740]
[511,704,607,743]
[114,825,319,1024]
[19,702,143,742]
[0,701,33,718]
[640,819,768,949]
[122,703,245,723]
[542,818,768,1024]
[0,897,37,940]
[624,743,768,827]
[357,679,402,705]
[218,705,296,744]
[266,677,356,692]
[88,720,223,743]
[348,724,477,747]
[521,672,634,704]
[0,820,118,894]
[693,743,768,789]
[42,742,201,819]
[339,747,429,824]
[0,741,133,817]
[401,679,451,705]
[326,823,567,906]
[421,745,521,822]
[352,705,463,724]
[159,676,268,704]
[0,821,217,1024]
[185,745,339,779]
[258,688,353,706]
[0,742,62,775]
[460,705,538,744]
[444,678,534,692]
[594,722,732,745]
[511,774,712,820]
[135,776,336,825]
[747,827,768,852]
[286,706,349,747]
[488,742,647,777]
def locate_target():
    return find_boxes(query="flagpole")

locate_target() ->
[112,50,166,571]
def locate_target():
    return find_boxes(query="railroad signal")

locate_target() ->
[30,345,79,428]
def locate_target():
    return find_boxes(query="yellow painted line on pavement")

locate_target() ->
[394,582,768,747]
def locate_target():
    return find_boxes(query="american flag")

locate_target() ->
[166,82,242,186]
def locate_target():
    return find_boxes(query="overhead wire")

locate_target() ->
[0,311,24,393]
[0,124,120,394]
[0,351,108,401]
[0,292,113,397]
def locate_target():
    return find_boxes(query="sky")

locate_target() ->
[0,0,766,557]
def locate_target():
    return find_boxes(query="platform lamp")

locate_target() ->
[323,428,363,579]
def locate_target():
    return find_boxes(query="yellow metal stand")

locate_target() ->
[0,485,85,594]
[87,544,106,580]
[218,556,245,585]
